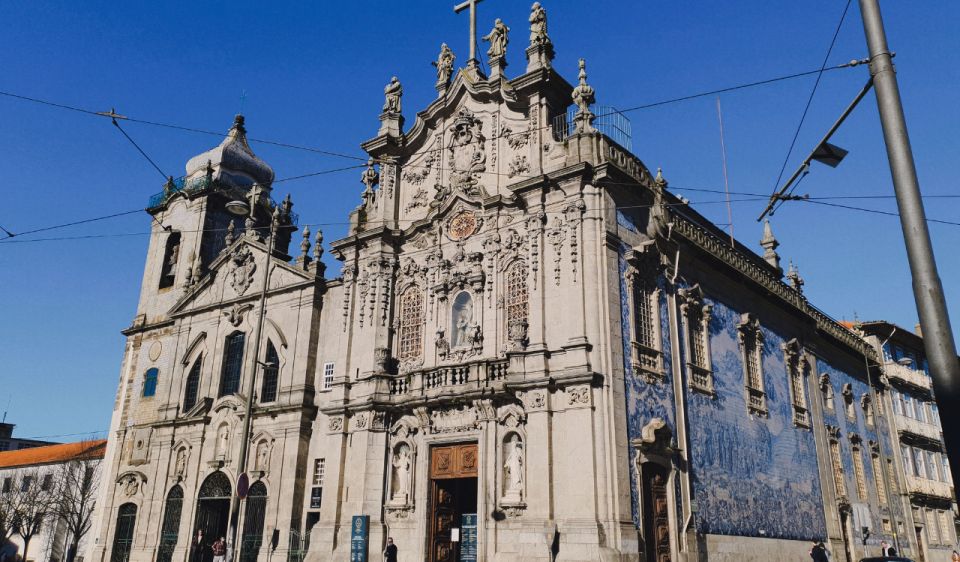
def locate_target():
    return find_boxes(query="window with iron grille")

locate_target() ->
[784,341,809,427]
[852,443,868,500]
[183,358,202,412]
[626,266,663,379]
[219,332,246,397]
[830,437,846,497]
[397,288,423,361]
[925,509,940,544]
[260,341,279,403]
[322,362,335,390]
[41,474,52,491]
[21,475,32,492]
[506,261,528,328]
[738,315,766,416]
[679,286,713,395]
[143,368,159,398]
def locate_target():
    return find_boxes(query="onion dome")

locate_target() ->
[185,115,274,189]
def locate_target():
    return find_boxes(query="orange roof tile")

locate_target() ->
[0,439,106,469]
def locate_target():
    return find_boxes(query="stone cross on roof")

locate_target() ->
[453,0,483,67]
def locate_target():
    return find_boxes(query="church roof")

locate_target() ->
[185,115,274,189]
[0,439,106,469]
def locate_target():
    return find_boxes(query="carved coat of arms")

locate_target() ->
[447,109,487,197]
[229,246,257,295]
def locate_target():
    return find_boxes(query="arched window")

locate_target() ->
[505,261,529,347]
[157,486,184,562]
[143,368,159,398]
[220,332,246,397]
[183,359,202,412]
[240,482,268,562]
[194,472,231,561]
[260,342,279,403]
[398,288,424,361]
[159,231,181,289]
[110,503,137,562]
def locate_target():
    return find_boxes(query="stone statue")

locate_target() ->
[392,444,412,502]
[483,18,510,59]
[451,293,474,348]
[504,434,524,495]
[255,441,269,471]
[529,2,550,46]
[432,43,455,86]
[216,424,230,459]
[361,158,379,191]
[382,76,403,114]
[124,477,139,497]
[175,449,186,478]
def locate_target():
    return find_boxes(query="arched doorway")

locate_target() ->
[157,486,184,562]
[110,503,137,562]
[240,482,268,562]
[640,463,671,562]
[192,472,232,562]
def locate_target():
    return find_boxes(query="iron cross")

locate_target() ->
[453,0,483,63]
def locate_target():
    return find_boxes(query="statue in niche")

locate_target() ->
[432,43,455,86]
[382,77,403,114]
[215,424,230,460]
[451,292,474,348]
[529,2,550,46]
[483,19,510,59]
[503,434,524,500]
[174,449,186,478]
[255,441,269,472]
[391,443,412,503]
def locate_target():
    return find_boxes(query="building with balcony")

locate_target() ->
[857,320,957,562]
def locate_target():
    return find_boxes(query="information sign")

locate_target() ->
[350,515,369,562]
[460,513,478,562]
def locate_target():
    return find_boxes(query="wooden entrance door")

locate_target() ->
[429,444,478,562]
[641,463,671,562]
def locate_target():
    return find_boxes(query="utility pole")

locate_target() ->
[858,0,960,495]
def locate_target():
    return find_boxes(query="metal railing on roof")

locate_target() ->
[147,177,298,225]
[552,105,633,153]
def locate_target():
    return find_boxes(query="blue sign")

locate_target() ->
[350,515,369,562]
[460,513,478,562]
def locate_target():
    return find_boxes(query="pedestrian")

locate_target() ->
[880,540,897,556]
[950,549,959,562]
[211,536,227,562]
[809,540,828,562]
[191,530,205,562]
[383,536,398,562]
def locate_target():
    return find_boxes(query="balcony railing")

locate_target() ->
[884,361,932,390]
[905,474,954,500]
[894,413,942,442]
[388,359,510,398]
[552,105,633,152]
[147,176,299,225]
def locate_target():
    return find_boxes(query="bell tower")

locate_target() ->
[134,115,290,325]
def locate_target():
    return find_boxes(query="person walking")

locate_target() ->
[211,536,227,562]
[809,540,829,562]
[950,549,959,562]
[880,540,897,556]
[383,537,398,562]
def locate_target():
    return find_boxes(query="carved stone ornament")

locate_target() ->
[430,405,479,434]
[521,390,547,411]
[122,475,140,497]
[447,108,487,196]
[447,210,481,241]
[228,246,257,296]
[566,385,591,407]
[328,416,345,433]
[223,302,253,327]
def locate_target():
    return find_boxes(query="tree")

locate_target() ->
[50,441,102,562]
[8,469,55,561]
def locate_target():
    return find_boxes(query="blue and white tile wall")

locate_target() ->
[817,358,899,547]
[686,297,826,540]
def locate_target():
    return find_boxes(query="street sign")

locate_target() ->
[237,473,249,499]
[350,515,369,562]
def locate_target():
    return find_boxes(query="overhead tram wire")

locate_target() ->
[769,0,853,199]
[0,60,865,173]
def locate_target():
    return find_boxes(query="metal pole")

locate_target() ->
[230,205,279,562]
[858,0,960,496]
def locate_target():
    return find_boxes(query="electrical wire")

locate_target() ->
[111,118,169,180]
[799,199,960,227]
[770,0,852,201]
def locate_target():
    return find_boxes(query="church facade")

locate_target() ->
[89,4,955,562]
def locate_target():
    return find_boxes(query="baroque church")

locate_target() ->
[89,3,956,562]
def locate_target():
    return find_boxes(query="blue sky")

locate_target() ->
[1,1,958,439]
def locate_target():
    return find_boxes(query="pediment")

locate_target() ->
[170,238,314,318]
